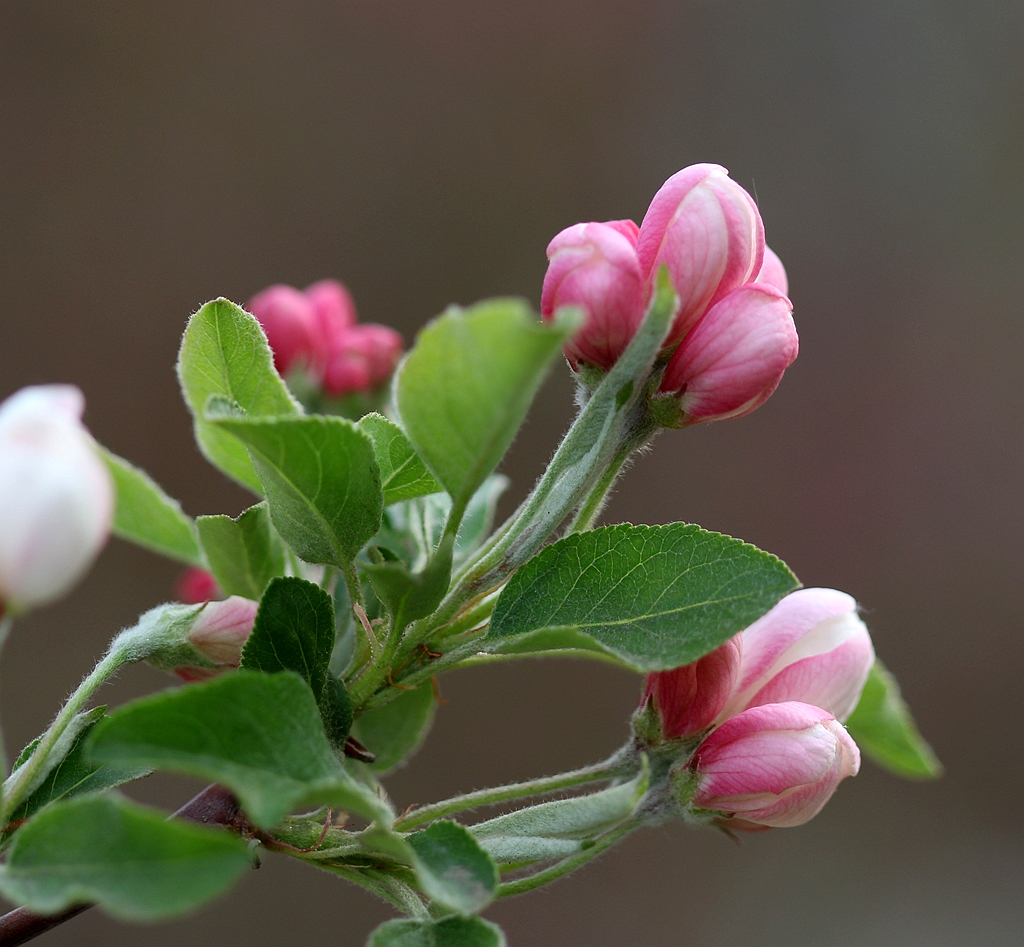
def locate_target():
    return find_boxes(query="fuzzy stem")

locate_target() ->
[1,644,129,822]
[496,818,640,897]
[313,864,429,918]
[394,750,633,831]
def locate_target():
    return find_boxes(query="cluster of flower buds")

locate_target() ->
[247,279,404,399]
[641,588,873,829]
[0,386,114,617]
[542,164,798,425]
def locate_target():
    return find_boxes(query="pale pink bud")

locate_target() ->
[246,284,320,376]
[305,279,358,370]
[724,588,874,723]
[692,701,860,828]
[642,637,742,740]
[637,164,764,346]
[323,324,404,396]
[0,386,113,615]
[173,595,258,681]
[541,220,645,371]
[755,245,788,295]
[659,283,798,424]
[175,567,222,604]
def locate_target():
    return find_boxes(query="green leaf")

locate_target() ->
[177,297,300,492]
[88,671,390,829]
[367,916,506,947]
[846,660,942,779]
[406,820,498,916]
[487,523,799,671]
[476,835,581,866]
[4,715,151,833]
[207,407,383,567]
[100,449,203,567]
[471,763,648,841]
[358,413,442,505]
[396,298,577,512]
[196,502,286,600]
[352,681,436,773]
[363,535,454,629]
[0,794,250,921]
[241,577,352,746]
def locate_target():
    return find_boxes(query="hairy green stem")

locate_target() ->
[496,818,640,897]
[0,614,13,787]
[1,643,129,821]
[315,863,428,918]
[394,751,633,831]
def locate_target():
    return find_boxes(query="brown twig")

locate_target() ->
[0,784,245,947]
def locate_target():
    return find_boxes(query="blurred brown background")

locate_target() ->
[2,2,1023,944]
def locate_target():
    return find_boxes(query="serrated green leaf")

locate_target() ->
[396,298,576,512]
[352,681,436,773]
[88,672,390,829]
[241,577,352,746]
[4,716,150,834]
[846,660,941,779]
[487,523,799,671]
[100,449,203,567]
[196,502,286,599]
[207,407,383,567]
[358,413,442,505]
[177,297,300,492]
[471,764,647,841]
[406,820,498,916]
[0,794,250,921]
[368,916,506,947]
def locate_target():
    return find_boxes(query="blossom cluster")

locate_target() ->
[542,164,798,425]
[643,588,874,829]
[247,279,403,398]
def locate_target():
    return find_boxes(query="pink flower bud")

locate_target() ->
[725,588,874,723]
[637,164,764,346]
[755,245,788,296]
[0,386,113,615]
[305,279,358,369]
[692,701,860,828]
[246,284,320,376]
[173,595,258,681]
[541,220,645,371]
[323,324,404,396]
[642,637,742,739]
[659,283,798,424]
[175,567,222,604]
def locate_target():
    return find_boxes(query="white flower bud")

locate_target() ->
[0,385,114,615]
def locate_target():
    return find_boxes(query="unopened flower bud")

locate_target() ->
[306,279,358,369]
[246,284,320,376]
[637,164,764,346]
[724,588,874,723]
[323,324,404,396]
[175,567,222,604]
[659,283,798,424]
[642,637,741,740]
[541,220,645,371]
[173,595,258,682]
[0,385,113,615]
[755,245,788,295]
[691,701,860,828]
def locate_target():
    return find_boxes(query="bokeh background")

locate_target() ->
[2,2,1023,944]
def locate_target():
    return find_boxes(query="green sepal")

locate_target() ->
[196,502,286,600]
[100,448,204,567]
[177,297,301,492]
[240,577,352,747]
[0,794,251,921]
[846,660,941,779]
